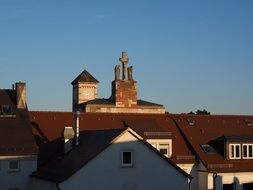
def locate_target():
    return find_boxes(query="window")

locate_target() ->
[159,144,169,157]
[229,144,241,159]
[8,161,19,172]
[187,118,195,126]
[242,144,253,159]
[121,151,133,167]
[245,120,253,127]
[223,184,234,190]
[1,105,13,115]
[243,183,253,190]
[147,139,172,158]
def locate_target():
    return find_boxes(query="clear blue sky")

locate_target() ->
[1,0,253,115]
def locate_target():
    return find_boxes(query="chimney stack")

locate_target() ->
[15,82,27,109]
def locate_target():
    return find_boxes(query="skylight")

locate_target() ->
[187,118,195,126]
[201,144,216,154]
[1,104,13,115]
[245,120,253,127]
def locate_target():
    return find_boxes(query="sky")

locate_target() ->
[0,0,253,115]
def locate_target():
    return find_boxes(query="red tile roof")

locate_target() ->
[170,114,253,173]
[29,111,195,165]
[0,90,38,156]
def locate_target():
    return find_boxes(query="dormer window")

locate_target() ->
[0,105,13,115]
[147,139,172,158]
[229,144,241,159]
[201,144,216,154]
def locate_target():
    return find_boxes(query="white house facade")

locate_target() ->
[31,129,191,190]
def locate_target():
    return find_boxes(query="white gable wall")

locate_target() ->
[56,130,189,190]
[0,155,37,190]
[30,178,57,190]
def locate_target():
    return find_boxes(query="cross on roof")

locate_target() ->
[119,51,129,80]
[119,51,129,65]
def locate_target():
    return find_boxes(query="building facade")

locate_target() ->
[0,83,38,190]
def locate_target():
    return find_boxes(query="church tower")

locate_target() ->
[111,52,137,108]
[71,69,99,111]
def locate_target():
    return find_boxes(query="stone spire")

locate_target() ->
[119,51,129,80]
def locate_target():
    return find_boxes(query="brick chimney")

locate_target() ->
[111,52,137,108]
[15,82,27,109]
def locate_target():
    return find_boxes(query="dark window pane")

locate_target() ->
[223,184,233,190]
[9,161,19,170]
[231,145,234,157]
[249,146,253,157]
[243,183,253,190]
[243,145,247,157]
[236,145,240,157]
[123,152,132,164]
[160,148,168,155]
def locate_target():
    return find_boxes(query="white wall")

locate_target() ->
[196,161,253,190]
[0,155,37,190]
[177,163,199,190]
[207,172,253,190]
[197,162,209,190]
[56,131,189,190]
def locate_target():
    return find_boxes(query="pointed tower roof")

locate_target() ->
[71,70,99,85]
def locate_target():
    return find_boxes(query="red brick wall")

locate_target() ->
[111,80,137,108]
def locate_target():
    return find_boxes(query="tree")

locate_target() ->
[187,109,210,115]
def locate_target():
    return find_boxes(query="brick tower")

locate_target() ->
[111,52,137,108]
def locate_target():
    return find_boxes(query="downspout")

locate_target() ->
[188,177,192,190]
[74,111,80,146]
[56,182,61,190]
[213,172,217,190]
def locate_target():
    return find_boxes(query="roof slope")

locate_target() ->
[32,128,126,182]
[0,90,38,156]
[170,114,253,173]
[71,70,99,85]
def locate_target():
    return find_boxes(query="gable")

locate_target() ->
[59,129,189,190]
